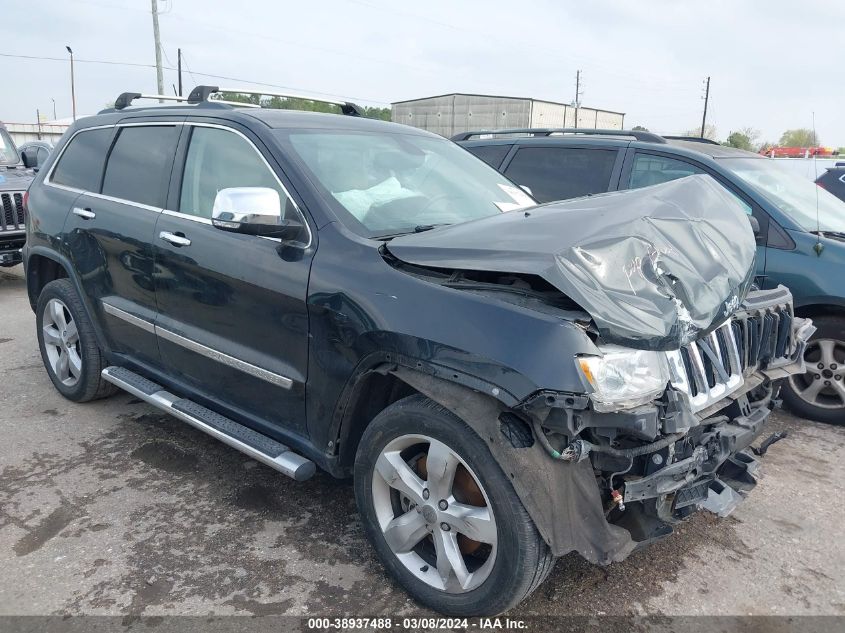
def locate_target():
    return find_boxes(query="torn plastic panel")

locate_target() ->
[391,366,637,563]
[387,175,757,351]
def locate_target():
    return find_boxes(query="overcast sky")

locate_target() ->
[3,0,842,146]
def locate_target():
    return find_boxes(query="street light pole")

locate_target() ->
[51,98,57,120]
[65,46,77,121]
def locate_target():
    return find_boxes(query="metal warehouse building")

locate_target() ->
[391,93,625,138]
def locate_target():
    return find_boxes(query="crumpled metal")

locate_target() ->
[388,175,757,350]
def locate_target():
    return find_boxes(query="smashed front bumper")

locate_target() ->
[604,289,815,545]
[524,287,816,556]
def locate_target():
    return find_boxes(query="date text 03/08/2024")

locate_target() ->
[306,617,528,630]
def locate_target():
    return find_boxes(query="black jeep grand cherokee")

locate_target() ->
[23,87,813,616]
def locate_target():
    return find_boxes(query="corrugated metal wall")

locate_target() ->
[5,123,69,145]
[393,94,624,137]
[392,95,532,137]
[529,101,568,128]
[575,108,625,129]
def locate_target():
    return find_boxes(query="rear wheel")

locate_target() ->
[782,315,845,425]
[36,279,116,402]
[354,394,554,616]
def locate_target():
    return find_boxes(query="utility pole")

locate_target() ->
[150,0,165,99]
[574,70,582,128]
[65,46,76,121]
[700,76,711,138]
[177,48,183,97]
[51,98,57,120]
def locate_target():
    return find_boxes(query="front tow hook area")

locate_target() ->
[702,450,762,517]
[751,430,789,456]
[700,478,746,517]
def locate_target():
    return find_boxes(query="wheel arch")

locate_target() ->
[25,250,69,311]
[330,353,522,477]
[340,364,636,563]
[25,246,112,355]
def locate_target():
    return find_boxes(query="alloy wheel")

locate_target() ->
[788,338,845,410]
[371,434,498,594]
[42,298,82,387]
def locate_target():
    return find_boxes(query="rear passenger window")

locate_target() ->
[465,144,512,169]
[50,128,113,191]
[629,153,705,189]
[102,126,180,208]
[503,147,618,203]
[179,126,295,219]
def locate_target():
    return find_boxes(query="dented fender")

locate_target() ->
[391,366,636,563]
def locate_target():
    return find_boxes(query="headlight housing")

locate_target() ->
[577,346,669,412]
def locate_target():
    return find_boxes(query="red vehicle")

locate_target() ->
[761,146,839,158]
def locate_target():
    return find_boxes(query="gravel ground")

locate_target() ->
[1,266,844,619]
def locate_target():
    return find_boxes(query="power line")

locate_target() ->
[0,51,390,106]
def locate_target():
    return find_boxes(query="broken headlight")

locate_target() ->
[577,346,669,412]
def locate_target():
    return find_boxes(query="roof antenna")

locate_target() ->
[812,112,823,256]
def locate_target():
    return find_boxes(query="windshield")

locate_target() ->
[0,129,19,166]
[722,157,845,233]
[283,130,534,237]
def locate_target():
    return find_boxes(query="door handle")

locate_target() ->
[72,207,96,220]
[159,231,191,247]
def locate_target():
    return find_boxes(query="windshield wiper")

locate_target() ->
[815,230,845,241]
[414,223,450,233]
[375,223,452,240]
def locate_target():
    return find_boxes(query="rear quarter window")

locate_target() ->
[503,146,618,203]
[464,144,512,169]
[50,127,114,191]
[818,170,845,199]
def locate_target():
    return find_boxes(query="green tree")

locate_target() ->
[779,128,819,147]
[725,128,761,151]
[218,92,390,120]
[632,125,649,132]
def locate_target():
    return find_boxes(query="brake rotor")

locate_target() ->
[417,453,486,555]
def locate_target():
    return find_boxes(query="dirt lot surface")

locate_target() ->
[1,266,844,619]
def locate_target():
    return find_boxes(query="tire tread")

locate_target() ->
[37,279,117,402]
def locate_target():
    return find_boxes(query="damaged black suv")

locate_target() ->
[23,87,814,616]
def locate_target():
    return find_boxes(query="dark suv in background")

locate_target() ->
[816,162,845,203]
[458,129,845,424]
[22,91,812,615]
[0,122,37,267]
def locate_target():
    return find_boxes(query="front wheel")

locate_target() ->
[354,395,554,616]
[782,315,845,425]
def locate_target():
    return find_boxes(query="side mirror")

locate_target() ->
[21,147,40,170]
[211,187,304,241]
[748,215,761,236]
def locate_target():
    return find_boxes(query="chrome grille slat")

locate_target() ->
[667,306,793,414]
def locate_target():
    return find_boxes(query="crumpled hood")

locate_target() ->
[0,167,35,192]
[387,175,757,350]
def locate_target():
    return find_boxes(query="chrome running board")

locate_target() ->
[102,366,316,481]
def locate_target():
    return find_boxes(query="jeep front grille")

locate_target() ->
[666,304,795,413]
[666,321,744,413]
[1,192,25,232]
[730,307,793,373]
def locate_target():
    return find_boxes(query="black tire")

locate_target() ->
[354,394,554,616]
[36,279,117,402]
[781,315,845,425]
